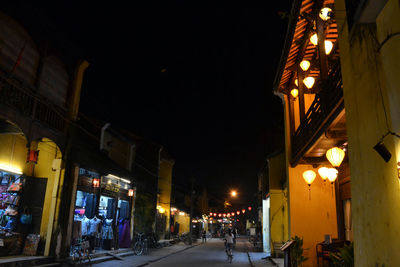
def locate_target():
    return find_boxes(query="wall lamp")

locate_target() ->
[374,131,400,162]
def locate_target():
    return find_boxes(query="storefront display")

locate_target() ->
[0,171,26,256]
[71,169,134,254]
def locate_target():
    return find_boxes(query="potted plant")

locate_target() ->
[290,236,308,267]
[329,242,354,267]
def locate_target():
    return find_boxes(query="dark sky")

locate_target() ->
[8,2,292,205]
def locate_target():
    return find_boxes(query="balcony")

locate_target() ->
[0,69,66,135]
[291,61,344,166]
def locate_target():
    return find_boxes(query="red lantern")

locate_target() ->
[213,213,217,217]
[242,209,245,214]
[128,189,134,197]
[223,213,226,217]
[248,206,252,211]
[227,214,230,217]
[231,212,235,216]
[92,178,100,188]
[236,211,240,215]
[218,213,222,217]
[209,212,213,216]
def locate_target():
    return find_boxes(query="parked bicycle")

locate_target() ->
[70,236,91,265]
[180,232,193,245]
[133,232,148,256]
[146,232,161,249]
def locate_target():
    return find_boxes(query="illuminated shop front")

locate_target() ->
[71,169,135,255]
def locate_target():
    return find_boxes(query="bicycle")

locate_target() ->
[133,232,148,255]
[224,239,233,263]
[70,237,91,265]
[146,232,161,249]
[180,232,192,245]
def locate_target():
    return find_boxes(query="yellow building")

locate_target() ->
[273,0,350,266]
[156,150,175,239]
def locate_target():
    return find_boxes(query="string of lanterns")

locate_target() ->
[207,206,253,222]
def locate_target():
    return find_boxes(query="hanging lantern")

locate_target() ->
[213,213,217,217]
[303,77,315,89]
[159,207,165,214]
[242,209,245,214]
[236,211,240,215]
[291,89,299,98]
[303,170,316,186]
[231,212,235,216]
[209,212,213,216]
[326,168,338,183]
[310,33,318,45]
[295,79,298,86]
[326,147,345,167]
[92,178,100,188]
[319,7,333,21]
[325,40,333,55]
[318,167,329,181]
[248,206,252,211]
[227,214,231,217]
[300,60,310,71]
[128,188,134,196]
[218,213,222,217]
[223,213,226,217]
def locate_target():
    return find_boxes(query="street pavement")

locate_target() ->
[91,236,279,267]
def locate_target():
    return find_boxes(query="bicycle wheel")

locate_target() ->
[134,241,144,255]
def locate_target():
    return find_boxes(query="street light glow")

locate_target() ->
[231,190,237,197]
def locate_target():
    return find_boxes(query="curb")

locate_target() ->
[136,243,201,267]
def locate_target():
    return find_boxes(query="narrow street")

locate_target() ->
[92,237,275,267]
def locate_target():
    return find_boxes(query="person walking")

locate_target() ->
[202,230,207,243]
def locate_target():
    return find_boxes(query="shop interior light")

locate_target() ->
[318,167,329,181]
[179,211,185,216]
[310,33,318,45]
[300,60,311,71]
[291,89,299,98]
[0,163,22,175]
[303,77,315,89]
[319,7,333,21]
[325,40,333,55]
[326,147,345,167]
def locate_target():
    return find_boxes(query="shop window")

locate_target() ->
[75,191,97,219]
[99,196,116,219]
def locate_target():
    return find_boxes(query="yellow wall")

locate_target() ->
[270,189,288,246]
[34,138,63,241]
[293,94,315,131]
[0,134,28,174]
[175,213,190,234]
[158,158,173,236]
[335,1,400,265]
[288,165,338,267]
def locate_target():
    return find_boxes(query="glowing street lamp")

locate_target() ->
[231,190,237,197]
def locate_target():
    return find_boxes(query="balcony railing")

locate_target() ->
[291,61,344,166]
[0,70,66,133]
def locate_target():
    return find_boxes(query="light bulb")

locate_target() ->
[303,77,315,89]
[300,60,311,71]
[310,34,318,45]
[291,89,299,98]
[325,40,333,55]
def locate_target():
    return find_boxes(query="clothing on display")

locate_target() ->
[118,218,131,248]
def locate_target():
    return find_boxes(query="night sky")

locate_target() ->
[6,2,292,205]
